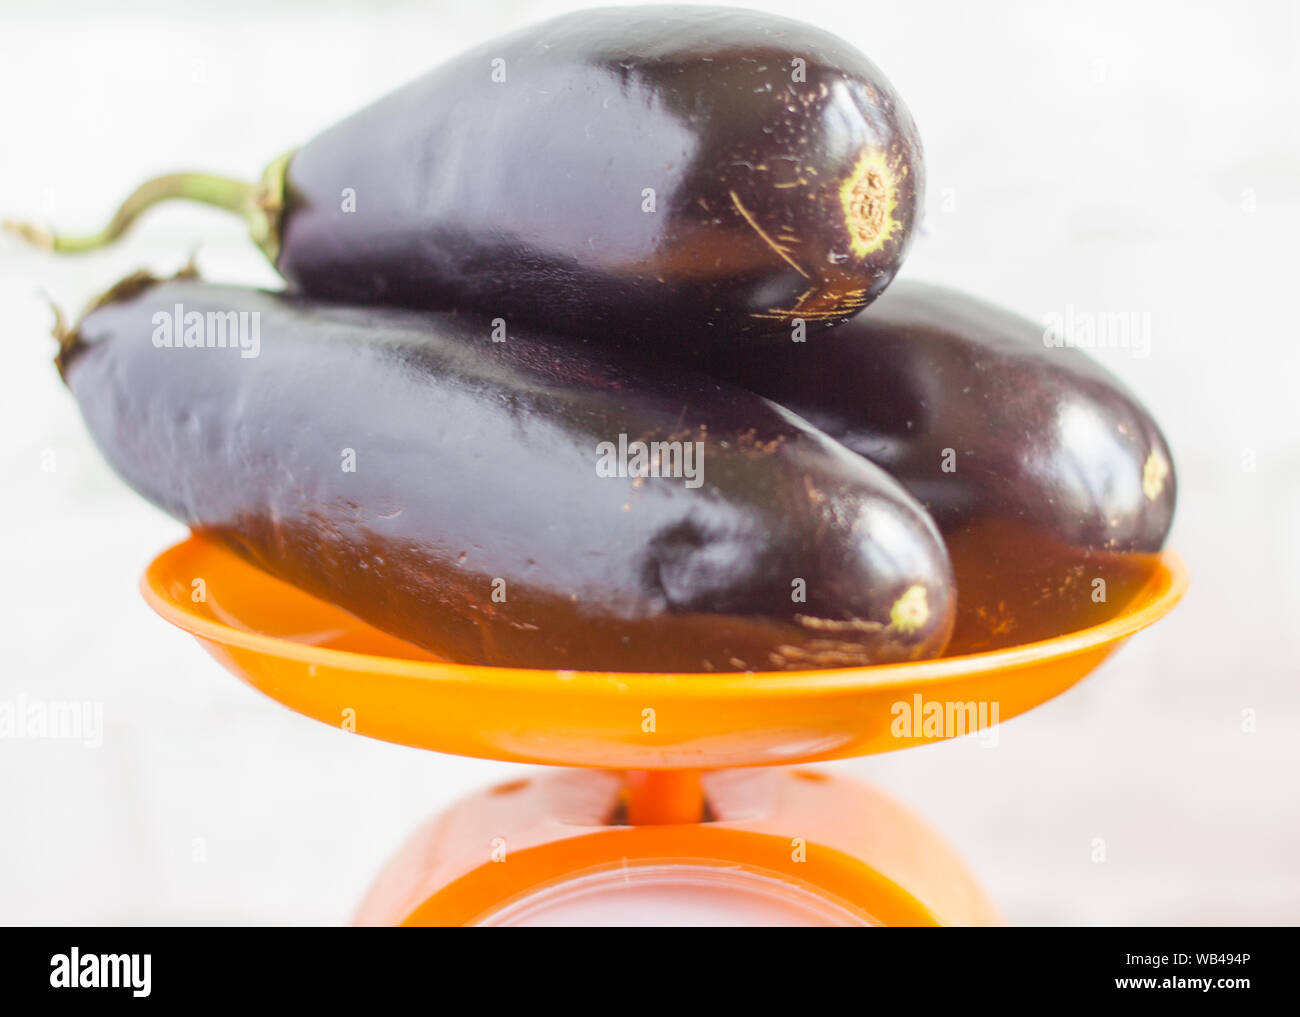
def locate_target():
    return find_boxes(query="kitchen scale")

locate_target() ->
[141,535,1186,926]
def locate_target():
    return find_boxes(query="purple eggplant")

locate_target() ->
[687,280,1177,652]
[13,6,923,347]
[53,269,955,671]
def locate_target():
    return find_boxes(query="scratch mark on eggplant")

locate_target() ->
[728,189,809,279]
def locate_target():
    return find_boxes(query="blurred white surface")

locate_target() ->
[1,0,1297,925]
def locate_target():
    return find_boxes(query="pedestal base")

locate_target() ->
[354,768,1001,927]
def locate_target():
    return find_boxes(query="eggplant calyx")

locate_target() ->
[47,298,75,382]
[50,259,202,381]
[250,150,292,265]
[4,151,294,267]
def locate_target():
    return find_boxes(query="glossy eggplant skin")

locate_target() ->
[277,5,922,346]
[687,281,1176,653]
[59,277,954,672]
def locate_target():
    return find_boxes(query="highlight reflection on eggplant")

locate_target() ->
[53,270,955,671]
[12,6,923,347]
[687,281,1177,653]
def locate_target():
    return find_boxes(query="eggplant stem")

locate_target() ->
[4,152,292,265]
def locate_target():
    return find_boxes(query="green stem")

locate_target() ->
[5,151,292,265]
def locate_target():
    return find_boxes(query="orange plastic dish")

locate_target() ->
[141,535,1187,770]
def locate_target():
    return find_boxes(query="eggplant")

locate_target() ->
[12,6,923,347]
[54,270,954,672]
[686,281,1177,653]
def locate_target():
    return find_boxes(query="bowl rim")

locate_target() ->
[140,536,1188,698]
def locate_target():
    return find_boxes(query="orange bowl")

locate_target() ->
[141,536,1186,769]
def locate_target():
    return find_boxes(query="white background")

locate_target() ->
[1,0,1297,924]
